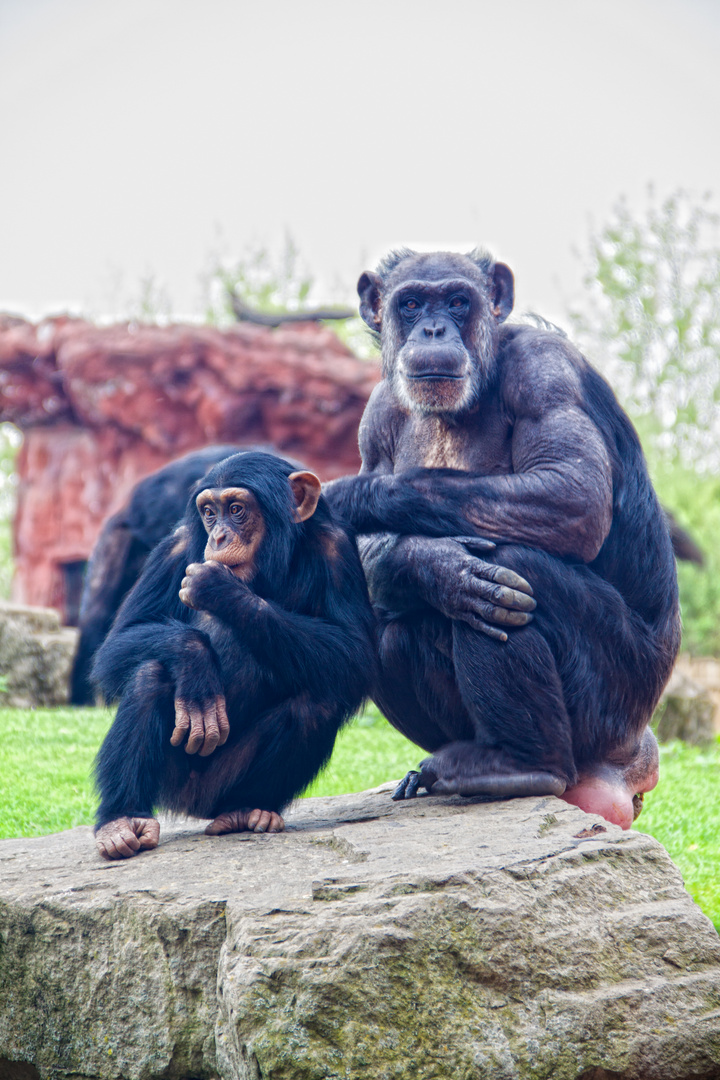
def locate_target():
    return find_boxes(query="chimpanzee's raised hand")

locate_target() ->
[413,536,536,641]
[179,560,237,613]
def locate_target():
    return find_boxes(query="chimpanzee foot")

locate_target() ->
[95,816,160,860]
[205,808,285,835]
[392,765,565,800]
[431,771,566,797]
[392,770,424,800]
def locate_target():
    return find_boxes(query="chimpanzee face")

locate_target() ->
[358,251,514,416]
[195,469,322,582]
[196,487,265,579]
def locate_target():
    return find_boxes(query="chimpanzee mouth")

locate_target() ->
[406,373,464,380]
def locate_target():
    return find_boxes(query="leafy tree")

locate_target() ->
[569,190,720,472]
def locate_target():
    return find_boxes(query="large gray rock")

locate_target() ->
[0,601,78,707]
[656,668,716,745]
[659,655,720,741]
[0,786,719,1080]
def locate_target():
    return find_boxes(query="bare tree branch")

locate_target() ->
[228,290,355,327]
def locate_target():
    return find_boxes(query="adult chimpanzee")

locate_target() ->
[323,248,680,830]
[92,451,375,859]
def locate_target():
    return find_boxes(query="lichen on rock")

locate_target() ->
[0,786,719,1079]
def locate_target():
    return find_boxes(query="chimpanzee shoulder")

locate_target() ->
[496,323,593,419]
[358,379,408,472]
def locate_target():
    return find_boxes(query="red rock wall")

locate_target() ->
[0,315,380,616]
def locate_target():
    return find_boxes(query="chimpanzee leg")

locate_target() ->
[373,611,474,752]
[95,660,179,828]
[180,694,344,830]
[391,544,673,825]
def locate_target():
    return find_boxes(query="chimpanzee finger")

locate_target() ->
[486,565,534,596]
[405,771,423,798]
[185,705,206,754]
[450,536,497,553]
[102,836,135,860]
[248,809,272,832]
[170,701,191,746]
[96,818,142,860]
[458,613,509,641]
[133,818,161,850]
[179,583,196,608]
[215,695,230,745]
[205,810,249,834]
[467,577,537,612]
[198,702,221,757]
[478,605,533,627]
[469,560,534,596]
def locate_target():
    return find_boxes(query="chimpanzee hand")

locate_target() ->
[414,536,536,641]
[179,561,237,613]
[170,694,230,756]
[168,631,230,756]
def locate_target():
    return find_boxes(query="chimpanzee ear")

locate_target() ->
[288,471,322,522]
[492,263,514,322]
[357,271,383,331]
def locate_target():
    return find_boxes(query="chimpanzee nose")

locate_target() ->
[212,527,228,547]
[423,324,446,339]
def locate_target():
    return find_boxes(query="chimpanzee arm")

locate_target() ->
[359,533,536,639]
[418,407,612,561]
[179,555,375,705]
[92,531,224,705]
[327,356,614,563]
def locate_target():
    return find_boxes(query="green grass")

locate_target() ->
[634,739,720,932]
[0,705,718,932]
[0,704,418,840]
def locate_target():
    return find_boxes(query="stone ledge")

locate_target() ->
[1,786,719,1080]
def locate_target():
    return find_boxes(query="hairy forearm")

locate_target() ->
[346,466,611,563]
[323,474,470,537]
[414,468,612,562]
[93,621,218,701]
[210,587,370,698]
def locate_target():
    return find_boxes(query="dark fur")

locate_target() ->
[93,451,376,826]
[324,249,680,796]
[70,444,275,705]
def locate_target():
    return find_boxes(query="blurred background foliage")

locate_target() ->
[0,192,718,653]
[202,232,374,359]
[569,190,720,656]
[0,423,20,600]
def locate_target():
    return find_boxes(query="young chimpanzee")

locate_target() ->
[92,451,376,859]
[324,249,681,830]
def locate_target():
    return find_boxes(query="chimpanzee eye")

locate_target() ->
[229,503,246,519]
[202,506,215,523]
[402,297,420,312]
[449,295,468,309]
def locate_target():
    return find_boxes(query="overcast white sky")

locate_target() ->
[1,0,719,323]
